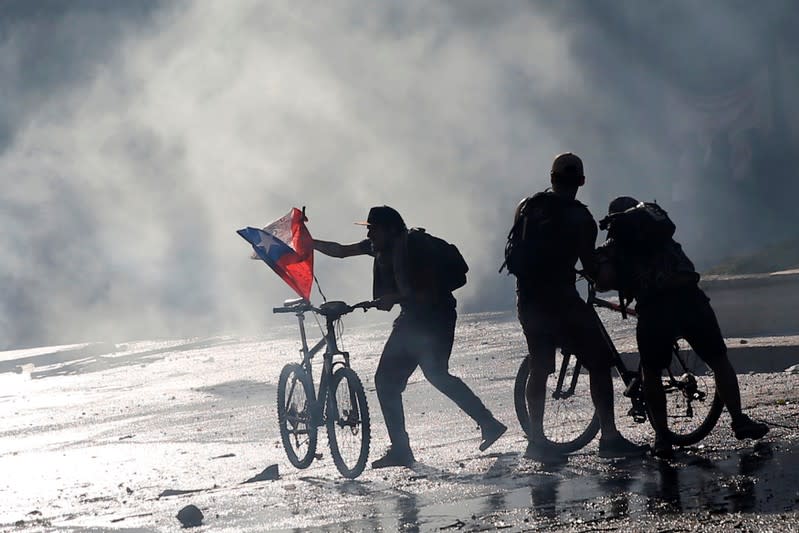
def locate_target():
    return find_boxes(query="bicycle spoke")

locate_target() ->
[278,364,317,469]
[664,349,722,444]
[326,368,370,478]
[332,381,361,455]
[544,360,596,444]
[514,353,600,451]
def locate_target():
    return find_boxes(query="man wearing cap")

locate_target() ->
[510,153,647,460]
[313,206,507,468]
[597,196,768,459]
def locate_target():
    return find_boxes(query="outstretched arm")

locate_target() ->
[313,238,371,258]
[578,218,600,281]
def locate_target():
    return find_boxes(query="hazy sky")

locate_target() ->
[1,0,796,348]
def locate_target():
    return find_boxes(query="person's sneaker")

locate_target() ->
[479,419,508,452]
[652,436,675,460]
[732,415,769,440]
[523,441,567,463]
[598,435,649,458]
[371,447,415,469]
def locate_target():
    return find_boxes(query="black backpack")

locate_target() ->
[599,201,675,250]
[599,203,698,304]
[409,228,469,292]
[500,192,581,278]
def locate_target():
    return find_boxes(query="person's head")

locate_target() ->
[549,152,585,196]
[599,195,640,231]
[608,196,639,215]
[356,205,407,252]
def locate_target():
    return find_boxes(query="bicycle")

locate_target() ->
[273,298,374,478]
[513,280,724,453]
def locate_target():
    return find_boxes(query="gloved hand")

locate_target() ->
[373,294,401,311]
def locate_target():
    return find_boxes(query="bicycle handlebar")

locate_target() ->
[592,296,638,318]
[272,299,377,318]
[349,300,377,311]
[575,269,638,318]
[273,306,302,313]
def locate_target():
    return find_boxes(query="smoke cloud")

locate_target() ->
[1,0,797,348]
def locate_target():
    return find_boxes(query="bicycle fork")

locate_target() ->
[553,352,581,399]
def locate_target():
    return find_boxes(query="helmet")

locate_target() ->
[608,196,639,215]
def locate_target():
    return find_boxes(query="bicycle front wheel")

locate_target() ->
[516,353,600,453]
[326,367,371,478]
[277,363,318,469]
[663,348,724,446]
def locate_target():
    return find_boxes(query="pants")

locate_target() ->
[374,306,493,451]
[517,290,614,374]
[636,286,726,370]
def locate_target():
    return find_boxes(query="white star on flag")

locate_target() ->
[257,231,281,256]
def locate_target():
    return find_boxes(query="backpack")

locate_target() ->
[409,228,469,292]
[599,203,698,305]
[600,202,675,250]
[499,192,583,278]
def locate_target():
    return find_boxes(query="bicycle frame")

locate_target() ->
[274,298,374,478]
[287,308,352,426]
[514,275,723,447]
[584,282,709,424]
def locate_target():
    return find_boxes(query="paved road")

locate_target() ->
[1,312,798,532]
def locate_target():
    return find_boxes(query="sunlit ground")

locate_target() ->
[1,311,797,531]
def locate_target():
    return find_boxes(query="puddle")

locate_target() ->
[296,440,799,532]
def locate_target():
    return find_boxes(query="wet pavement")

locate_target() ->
[1,311,798,532]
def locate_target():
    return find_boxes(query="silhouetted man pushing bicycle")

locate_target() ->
[314,205,507,468]
[597,196,769,459]
[503,153,647,460]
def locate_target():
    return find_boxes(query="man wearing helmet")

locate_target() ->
[509,153,647,460]
[597,196,768,459]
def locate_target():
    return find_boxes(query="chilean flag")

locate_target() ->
[238,208,314,301]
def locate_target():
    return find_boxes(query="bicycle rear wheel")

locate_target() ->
[515,353,600,453]
[326,367,371,479]
[277,363,318,469]
[514,357,532,437]
[663,347,724,446]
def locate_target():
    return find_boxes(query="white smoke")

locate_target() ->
[1,0,796,347]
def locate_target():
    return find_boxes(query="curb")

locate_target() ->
[620,335,799,374]
[700,270,799,338]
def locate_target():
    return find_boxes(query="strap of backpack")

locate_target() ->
[499,196,532,273]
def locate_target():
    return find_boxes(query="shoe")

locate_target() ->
[652,436,675,460]
[598,435,649,458]
[371,447,415,469]
[732,415,769,440]
[523,441,567,463]
[479,419,508,452]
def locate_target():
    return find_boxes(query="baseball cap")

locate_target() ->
[550,152,584,179]
[354,205,406,229]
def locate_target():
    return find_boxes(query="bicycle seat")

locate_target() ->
[319,301,351,319]
[283,298,309,308]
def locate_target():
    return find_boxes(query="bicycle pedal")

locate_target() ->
[627,407,647,423]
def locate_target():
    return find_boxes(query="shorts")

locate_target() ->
[636,286,726,370]
[517,291,614,374]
